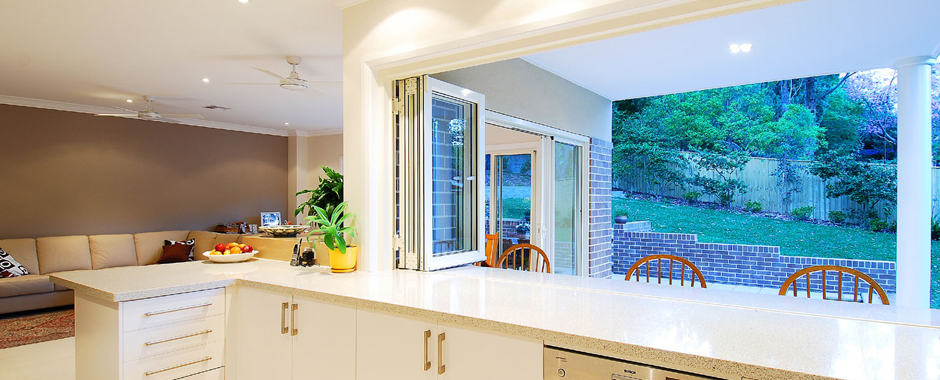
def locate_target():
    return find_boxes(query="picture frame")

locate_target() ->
[260,212,281,226]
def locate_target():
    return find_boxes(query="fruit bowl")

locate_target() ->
[258,225,308,237]
[204,250,258,263]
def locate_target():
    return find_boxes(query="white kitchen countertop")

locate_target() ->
[49,259,940,380]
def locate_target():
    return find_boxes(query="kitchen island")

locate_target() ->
[50,259,940,380]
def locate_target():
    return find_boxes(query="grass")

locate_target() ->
[613,197,940,309]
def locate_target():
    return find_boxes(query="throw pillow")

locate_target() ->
[0,247,30,278]
[164,238,196,260]
[157,243,194,264]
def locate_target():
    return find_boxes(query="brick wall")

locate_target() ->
[611,223,897,294]
[588,138,614,278]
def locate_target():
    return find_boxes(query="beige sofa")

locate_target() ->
[0,230,245,314]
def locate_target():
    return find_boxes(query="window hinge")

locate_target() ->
[392,98,403,115]
[393,235,404,251]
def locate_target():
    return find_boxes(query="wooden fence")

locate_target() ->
[615,155,940,222]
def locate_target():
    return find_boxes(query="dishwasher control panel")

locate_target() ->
[544,346,719,380]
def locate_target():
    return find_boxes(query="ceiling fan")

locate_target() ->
[226,55,339,91]
[96,95,203,123]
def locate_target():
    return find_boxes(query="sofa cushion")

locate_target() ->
[88,234,139,269]
[134,231,190,266]
[0,239,40,274]
[187,231,220,261]
[214,234,242,247]
[0,275,53,298]
[0,248,30,277]
[35,236,92,274]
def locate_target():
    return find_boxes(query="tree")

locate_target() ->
[760,104,822,212]
[612,109,687,195]
[689,149,749,206]
[809,152,897,223]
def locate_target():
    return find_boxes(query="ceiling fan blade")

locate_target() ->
[162,114,205,119]
[224,82,279,85]
[96,113,137,117]
[253,67,287,81]
[305,80,342,83]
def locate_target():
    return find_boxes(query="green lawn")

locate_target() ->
[613,197,940,309]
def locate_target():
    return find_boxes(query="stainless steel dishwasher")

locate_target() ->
[544,346,720,380]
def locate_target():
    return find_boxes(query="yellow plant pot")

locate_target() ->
[328,245,358,273]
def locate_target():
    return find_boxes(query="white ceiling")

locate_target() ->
[524,0,940,101]
[0,0,343,135]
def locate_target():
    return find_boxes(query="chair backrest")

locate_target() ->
[496,244,550,273]
[778,265,889,305]
[625,254,706,288]
[475,234,499,267]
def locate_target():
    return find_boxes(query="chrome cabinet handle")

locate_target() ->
[281,302,289,334]
[144,357,211,376]
[437,332,446,375]
[423,330,431,371]
[144,329,212,346]
[144,302,212,317]
[291,303,299,336]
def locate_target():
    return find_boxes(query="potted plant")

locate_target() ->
[305,201,357,273]
[295,166,343,217]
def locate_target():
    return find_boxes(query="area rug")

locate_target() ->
[0,307,74,349]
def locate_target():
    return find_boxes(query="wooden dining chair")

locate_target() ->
[474,234,500,267]
[778,265,889,305]
[625,254,707,288]
[496,244,551,273]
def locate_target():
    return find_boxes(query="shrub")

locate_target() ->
[932,217,940,240]
[828,211,847,224]
[683,191,702,203]
[869,218,890,232]
[790,206,815,221]
[744,200,763,213]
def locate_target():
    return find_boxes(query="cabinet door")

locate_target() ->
[357,309,437,380]
[234,287,293,380]
[438,323,542,380]
[291,296,356,380]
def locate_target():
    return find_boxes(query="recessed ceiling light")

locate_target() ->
[284,122,290,126]
[126,99,133,103]
[238,0,249,3]
[730,43,752,53]
[202,78,210,83]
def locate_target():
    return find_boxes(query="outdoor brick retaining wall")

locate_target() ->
[611,222,897,294]
[588,138,614,278]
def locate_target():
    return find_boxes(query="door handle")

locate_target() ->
[280,302,289,334]
[291,303,299,336]
[437,332,446,375]
[423,330,431,371]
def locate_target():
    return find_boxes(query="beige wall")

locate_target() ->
[433,59,612,141]
[0,104,288,239]
[306,134,344,189]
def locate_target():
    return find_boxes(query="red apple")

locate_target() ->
[242,245,253,253]
[215,243,226,252]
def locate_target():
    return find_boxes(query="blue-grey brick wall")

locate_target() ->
[588,138,613,278]
[611,222,896,295]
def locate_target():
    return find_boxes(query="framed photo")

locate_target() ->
[260,212,281,226]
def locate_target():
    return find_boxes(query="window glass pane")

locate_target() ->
[554,142,580,275]
[496,154,533,254]
[430,95,477,255]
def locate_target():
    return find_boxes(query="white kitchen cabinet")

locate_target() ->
[356,309,542,380]
[357,309,438,380]
[291,296,356,380]
[232,287,356,380]
[232,287,292,380]
[437,322,542,380]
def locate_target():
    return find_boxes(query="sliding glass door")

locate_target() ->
[487,151,536,257]
[552,141,581,275]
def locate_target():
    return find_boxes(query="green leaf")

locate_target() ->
[323,233,335,251]
[313,206,330,224]
[336,235,347,254]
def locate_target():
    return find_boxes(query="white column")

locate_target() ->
[894,56,936,308]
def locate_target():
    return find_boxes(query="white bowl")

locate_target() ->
[204,251,258,263]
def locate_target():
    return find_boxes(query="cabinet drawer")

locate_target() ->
[123,340,224,380]
[123,288,225,332]
[123,314,225,362]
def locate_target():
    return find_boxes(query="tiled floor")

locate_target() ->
[0,337,75,380]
